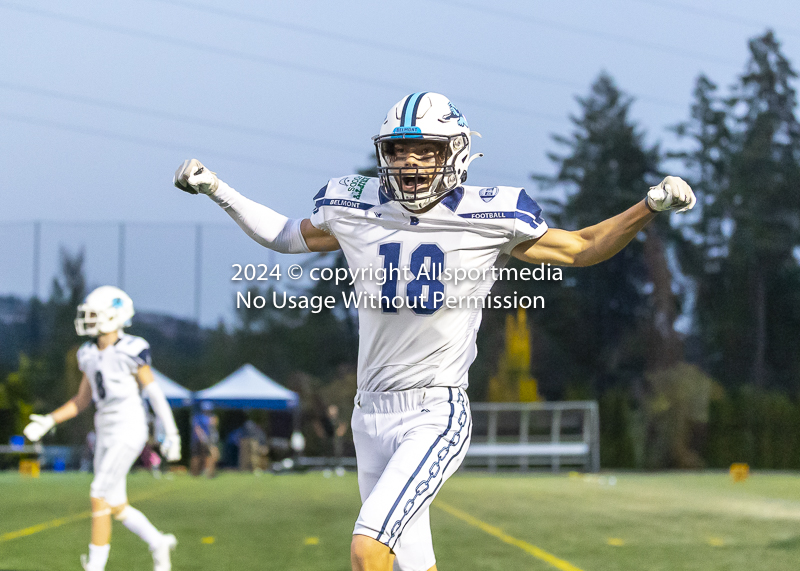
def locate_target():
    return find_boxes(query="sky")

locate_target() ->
[1,0,799,325]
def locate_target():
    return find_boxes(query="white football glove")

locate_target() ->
[161,433,182,462]
[646,176,696,213]
[174,159,220,195]
[23,414,55,442]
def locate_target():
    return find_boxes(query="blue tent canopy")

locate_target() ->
[145,368,193,407]
[195,364,299,410]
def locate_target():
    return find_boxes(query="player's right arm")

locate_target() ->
[173,159,340,253]
[23,375,93,442]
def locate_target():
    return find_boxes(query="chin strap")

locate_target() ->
[465,153,484,169]
[464,131,484,175]
[462,153,484,182]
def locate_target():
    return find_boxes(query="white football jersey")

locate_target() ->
[310,175,548,392]
[76,333,150,438]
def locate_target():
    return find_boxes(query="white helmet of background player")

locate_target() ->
[74,286,135,337]
[373,92,483,210]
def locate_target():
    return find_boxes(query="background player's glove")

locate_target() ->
[174,159,220,195]
[23,414,55,442]
[161,433,182,462]
[646,176,696,213]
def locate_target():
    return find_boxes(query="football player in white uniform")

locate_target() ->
[174,92,695,571]
[23,286,182,571]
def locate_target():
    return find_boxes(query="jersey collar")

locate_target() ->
[439,187,465,212]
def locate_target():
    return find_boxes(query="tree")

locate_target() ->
[536,72,673,393]
[675,31,800,389]
[8,249,92,445]
[670,74,734,372]
[671,74,733,260]
[40,249,86,409]
[0,354,37,440]
[727,31,800,388]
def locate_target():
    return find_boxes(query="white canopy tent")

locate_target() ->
[194,364,299,410]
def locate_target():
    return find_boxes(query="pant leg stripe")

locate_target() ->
[385,390,469,546]
[388,410,472,548]
[377,388,455,541]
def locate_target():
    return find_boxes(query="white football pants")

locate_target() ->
[352,387,472,571]
[90,430,147,506]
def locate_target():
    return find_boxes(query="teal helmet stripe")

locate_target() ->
[400,92,428,128]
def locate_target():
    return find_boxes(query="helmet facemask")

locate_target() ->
[374,133,469,210]
[74,306,100,337]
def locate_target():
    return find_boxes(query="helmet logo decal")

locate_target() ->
[440,102,468,128]
[111,297,123,308]
[479,187,499,203]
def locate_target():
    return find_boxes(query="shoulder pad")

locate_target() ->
[515,188,545,227]
[76,341,96,372]
[314,175,380,213]
[449,186,545,229]
[116,334,152,366]
[77,341,94,358]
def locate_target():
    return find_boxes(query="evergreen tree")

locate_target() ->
[676,32,800,389]
[670,74,733,372]
[537,73,669,392]
[726,31,800,388]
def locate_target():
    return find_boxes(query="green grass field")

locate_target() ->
[1,470,799,570]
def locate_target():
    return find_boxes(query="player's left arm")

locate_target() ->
[138,365,182,462]
[512,176,695,267]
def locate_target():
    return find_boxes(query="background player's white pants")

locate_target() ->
[352,387,472,571]
[91,430,147,506]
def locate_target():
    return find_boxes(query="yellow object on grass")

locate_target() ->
[19,459,40,478]
[730,463,749,482]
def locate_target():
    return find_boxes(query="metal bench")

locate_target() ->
[465,401,599,473]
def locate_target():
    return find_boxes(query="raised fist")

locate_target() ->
[174,159,219,195]
[647,176,696,213]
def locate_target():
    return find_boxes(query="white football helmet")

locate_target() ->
[373,92,482,210]
[74,286,135,337]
